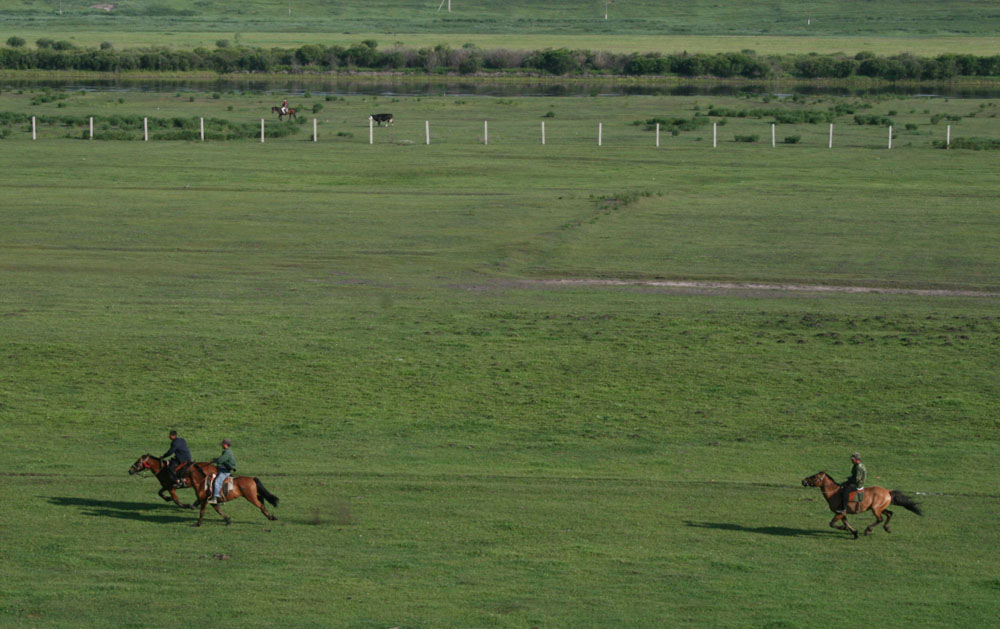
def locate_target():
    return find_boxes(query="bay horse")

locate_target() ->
[128,454,216,509]
[802,471,923,538]
[183,459,279,526]
[271,106,296,121]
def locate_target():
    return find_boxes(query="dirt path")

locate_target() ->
[525,278,1000,298]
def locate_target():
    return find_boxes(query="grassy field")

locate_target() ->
[2,0,1000,56]
[1,84,999,626]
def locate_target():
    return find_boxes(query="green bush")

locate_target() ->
[100,42,113,51]
[784,135,802,144]
[312,103,323,113]
[935,137,1000,150]
[734,134,760,143]
[6,36,25,48]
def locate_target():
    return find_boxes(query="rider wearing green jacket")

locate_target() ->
[208,439,237,505]
[837,452,867,513]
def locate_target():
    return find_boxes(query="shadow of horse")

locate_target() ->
[48,496,190,524]
[684,520,839,537]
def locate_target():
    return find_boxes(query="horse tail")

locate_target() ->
[254,478,279,507]
[890,490,924,516]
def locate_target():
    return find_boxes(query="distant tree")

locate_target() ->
[100,41,113,50]
[215,40,230,49]
[36,37,55,49]
[6,36,26,48]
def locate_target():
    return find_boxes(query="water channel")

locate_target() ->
[3,77,999,99]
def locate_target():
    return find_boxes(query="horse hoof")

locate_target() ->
[192,522,201,527]
[224,518,232,526]
[852,531,859,539]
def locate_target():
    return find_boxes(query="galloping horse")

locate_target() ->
[802,471,923,538]
[272,106,297,121]
[128,455,216,509]
[183,459,279,526]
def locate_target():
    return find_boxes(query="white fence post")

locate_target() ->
[541,121,545,145]
[771,123,776,148]
[143,117,148,142]
[713,122,717,148]
[313,118,317,142]
[888,125,893,150]
[200,117,204,141]
[656,123,660,148]
[425,120,430,145]
[829,123,834,148]
[484,120,488,145]
[598,122,603,146]
[260,119,265,143]
[369,118,373,145]
[89,116,93,139]
[32,116,36,140]
[946,124,951,148]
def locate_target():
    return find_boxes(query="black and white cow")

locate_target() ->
[369,113,393,126]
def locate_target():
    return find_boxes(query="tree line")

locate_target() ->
[2,39,999,80]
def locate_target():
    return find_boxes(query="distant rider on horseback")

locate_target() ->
[161,430,193,488]
[281,99,289,115]
[208,438,237,505]
[837,452,867,513]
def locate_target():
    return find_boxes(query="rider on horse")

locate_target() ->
[208,438,237,505]
[837,452,867,513]
[162,430,193,488]
[281,99,289,115]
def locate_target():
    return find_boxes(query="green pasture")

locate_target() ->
[2,0,1000,37]
[3,87,1000,150]
[1,89,1000,626]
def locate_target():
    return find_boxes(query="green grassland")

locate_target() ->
[2,0,1000,57]
[1,87,999,626]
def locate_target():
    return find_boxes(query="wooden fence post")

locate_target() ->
[656,123,660,148]
[369,118,373,145]
[598,122,602,146]
[89,116,93,139]
[200,117,204,141]
[32,116,36,140]
[541,121,545,145]
[713,122,717,148]
[888,126,893,150]
[425,120,430,145]
[484,120,488,145]
[946,124,951,148]
[771,123,776,148]
[261,119,265,143]
[828,124,833,148]
[313,118,317,142]
[143,117,148,142]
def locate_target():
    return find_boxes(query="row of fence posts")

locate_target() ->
[26,116,956,149]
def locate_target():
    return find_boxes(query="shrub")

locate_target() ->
[6,36,25,48]
[543,111,555,118]
[100,42,113,51]
[52,41,75,51]
[905,123,918,131]
[312,103,323,113]
[935,137,1000,150]
[734,134,760,143]
[216,40,230,49]
[36,38,55,49]
[784,135,802,144]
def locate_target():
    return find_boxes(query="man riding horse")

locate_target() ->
[162,430,192,488]
[837,452,867,513]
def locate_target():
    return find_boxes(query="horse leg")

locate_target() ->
[245,492,276,521]
[882,508,894,533]
[212,502,232,526]
[169,488,191,509]
[865,509,881,536]
[829,514,849,531]
[194,501,207,527]
[158,488,172,502]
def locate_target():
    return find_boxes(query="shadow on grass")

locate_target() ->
[684,520,840,537]
[48,496,193,524]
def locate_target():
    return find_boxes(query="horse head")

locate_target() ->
[802,471,831,487]
[129,454,160,475]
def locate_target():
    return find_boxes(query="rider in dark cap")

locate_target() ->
[161,430,193,488]
[837,452,867,514]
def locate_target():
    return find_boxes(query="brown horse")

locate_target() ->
[271,106,296,121]
[128,454,216,509]
[183,459,279,526]
[802,471,923,538]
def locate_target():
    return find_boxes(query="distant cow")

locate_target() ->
[369,113,393,126]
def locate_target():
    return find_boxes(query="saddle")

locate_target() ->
[844,489,864,512]
[204,473,235,501]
